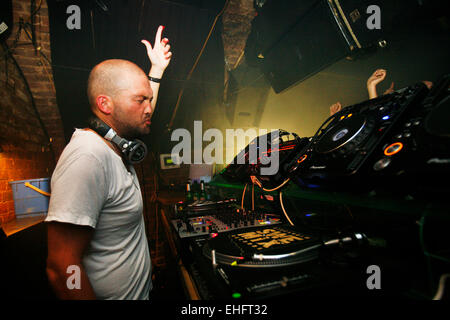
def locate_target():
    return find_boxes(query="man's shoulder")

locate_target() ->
[61,129,115,162]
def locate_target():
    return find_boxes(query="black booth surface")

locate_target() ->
[1,222,56,300]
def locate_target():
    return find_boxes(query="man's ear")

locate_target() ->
[96,95,113,115]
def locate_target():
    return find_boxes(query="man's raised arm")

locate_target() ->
[141,25,173,112]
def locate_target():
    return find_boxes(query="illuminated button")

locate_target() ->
[373,157,392,171]
[347,113,353,118]
[384,142,403,156]
[340,115,345,120]
[297,154,307,164]
[232,292,241,299]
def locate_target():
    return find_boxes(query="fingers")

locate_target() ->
[422,80,433,89]
[330,102,342,116]
[367,69,388,88]
[141,37,170,52]
[143,26,172,65]
[163,44,170,54]
[370,69,386,80]
[373,69,386,76]
[155,25,164,46]
[141,39,152,54]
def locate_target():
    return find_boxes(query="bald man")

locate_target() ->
[45,26,172,300]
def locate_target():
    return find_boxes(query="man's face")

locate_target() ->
[110,73,153,139]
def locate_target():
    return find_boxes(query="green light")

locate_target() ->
[232,292,241,299]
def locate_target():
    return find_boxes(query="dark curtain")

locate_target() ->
[48,0,225,152]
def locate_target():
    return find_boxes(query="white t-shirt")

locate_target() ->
[45,129,152,300]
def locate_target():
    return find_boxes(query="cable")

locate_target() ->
[253,176,290,192]
[30,0,37,51]
[241,183,247,209]
[31,0,43,17]
[1,42,56,164]
[168,0,230,130]
[433,274,450,300]
[279,191,294,226]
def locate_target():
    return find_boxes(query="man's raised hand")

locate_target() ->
[141,25,172,76]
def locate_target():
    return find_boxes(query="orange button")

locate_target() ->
[297,154,308,164]
[384,142,403,156]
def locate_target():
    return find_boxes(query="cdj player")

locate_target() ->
[286,81,432,191]
[221,129,310,189]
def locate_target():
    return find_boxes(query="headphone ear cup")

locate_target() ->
[125,139,148,164]
[87,116,148,164]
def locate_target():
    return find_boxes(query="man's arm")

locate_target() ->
[46,222,97,299]
[141,25,173,112]
[367,69,387,99]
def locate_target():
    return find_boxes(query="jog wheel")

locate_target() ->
[315,113,375,154]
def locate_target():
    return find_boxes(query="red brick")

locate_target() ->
[0,202,7,214]
[3,191,13,202]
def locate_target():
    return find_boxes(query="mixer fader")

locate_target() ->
[172,209,281,238]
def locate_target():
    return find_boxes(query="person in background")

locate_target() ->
[330,69,397,116]
[367,68,394,99]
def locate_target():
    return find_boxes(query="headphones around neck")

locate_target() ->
[88,116,148,164]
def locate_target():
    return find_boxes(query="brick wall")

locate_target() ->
[7,0,65,159]
[0,0,65,224]
[222,0,255,70]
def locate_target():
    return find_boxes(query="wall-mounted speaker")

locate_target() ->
[246,0,426,93]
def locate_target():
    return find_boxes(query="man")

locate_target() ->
[45,26,172,300]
